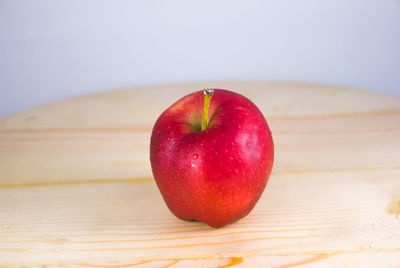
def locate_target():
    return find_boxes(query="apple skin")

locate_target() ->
[150,89,274,228]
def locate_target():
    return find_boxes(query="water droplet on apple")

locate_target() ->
[193,154,198,160]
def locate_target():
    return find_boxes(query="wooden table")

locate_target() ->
[1,82,399,267]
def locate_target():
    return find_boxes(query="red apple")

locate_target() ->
[150,89,274,228]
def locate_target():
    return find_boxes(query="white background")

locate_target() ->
[1,0,399,117]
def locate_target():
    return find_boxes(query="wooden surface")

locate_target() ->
[0,82,400,267]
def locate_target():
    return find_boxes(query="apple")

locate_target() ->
[150,88,274,228]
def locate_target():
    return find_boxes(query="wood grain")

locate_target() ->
[1,82,400,267]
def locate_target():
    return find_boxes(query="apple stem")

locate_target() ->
[202,88,214,131]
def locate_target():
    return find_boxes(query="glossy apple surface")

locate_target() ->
[150,89,274,228]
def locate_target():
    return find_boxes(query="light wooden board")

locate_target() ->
[0,82,399,267]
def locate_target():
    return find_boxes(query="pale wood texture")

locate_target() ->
[1,82,400,267]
